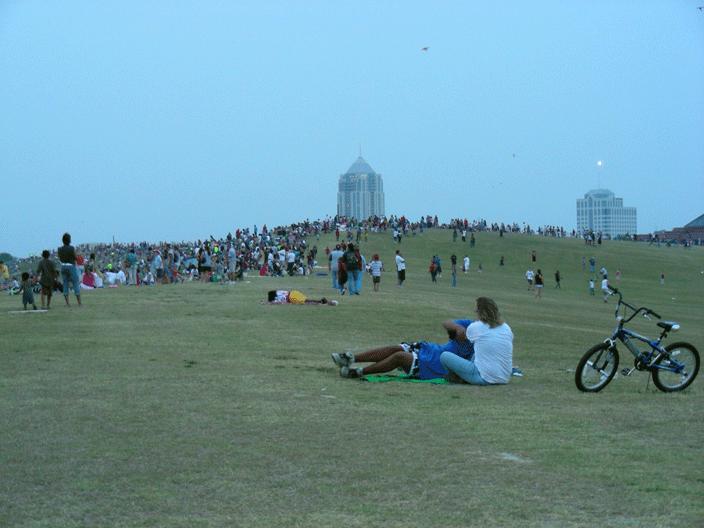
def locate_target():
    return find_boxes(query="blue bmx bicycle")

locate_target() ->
[575,287,700,392]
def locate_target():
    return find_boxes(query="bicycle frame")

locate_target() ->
[604,290,685,374]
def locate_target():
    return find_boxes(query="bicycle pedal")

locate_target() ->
[621,368,635,377]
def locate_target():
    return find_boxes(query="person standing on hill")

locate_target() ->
[58,232,82,306]
[601,277,610,302]
[395,250,406,286]
[126,248,138,285]
[329,244,344,290]
[534,269,544,298]
[369,254,383,292]
[450,254,457,287]
[0,260,9,288]
[355,249,365,294]
[343,243,361,295]
[525,269,534,290]
[554,270,561,289]
[429,257,438,283]
[36,250,57,309]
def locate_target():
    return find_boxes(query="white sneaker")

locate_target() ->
[331,351,354,367]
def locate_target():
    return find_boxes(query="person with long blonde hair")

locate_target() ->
[440,297,513,385]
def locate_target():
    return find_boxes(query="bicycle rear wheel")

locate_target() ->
[576,343,619,392]
[652,342,700,392]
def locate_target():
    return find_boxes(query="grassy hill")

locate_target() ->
[2,230,703,527]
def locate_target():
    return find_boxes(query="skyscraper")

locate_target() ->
[576,189,637,238]
[337,156,385,220]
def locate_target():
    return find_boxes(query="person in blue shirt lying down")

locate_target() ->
[332,319,474,379]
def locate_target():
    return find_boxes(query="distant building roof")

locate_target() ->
[583,189,615,199]
[345,156,376,175]
[684,213,704,228]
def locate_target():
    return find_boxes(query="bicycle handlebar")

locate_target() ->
[613,290,661,324]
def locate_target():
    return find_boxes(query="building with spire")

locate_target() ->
[337,156,385,220]
[576,189,637,238]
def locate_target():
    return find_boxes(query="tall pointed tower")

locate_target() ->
[337,156,385,220]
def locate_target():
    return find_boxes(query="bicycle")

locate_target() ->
[575,287,700,392]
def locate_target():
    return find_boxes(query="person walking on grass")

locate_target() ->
[429,257,438,283]
[36,249,57,309]
[395,249,406,286]
[369,254,383,292]
[58,232,82,307]
[329,244,344,290]
[554,270,561,289]
[525,268,534,290]
[343,243,361,295]
[18,272,37,311]
[534,269,544,298]
[451,254,457,287]
[601,277,610,302]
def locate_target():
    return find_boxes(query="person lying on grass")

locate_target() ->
[333,297,513,385]
[332,318,475,379]
[439,297,513,385]
[265,290,337,305]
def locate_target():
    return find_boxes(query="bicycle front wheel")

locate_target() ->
[652,342,700,392]
[576,343,619,392]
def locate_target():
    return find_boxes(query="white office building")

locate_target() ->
[576,189,637,238]
[337,156,385,220]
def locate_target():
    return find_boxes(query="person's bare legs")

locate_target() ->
[361,350,413,375]
[353,345,404,363]
[352,345,413,375]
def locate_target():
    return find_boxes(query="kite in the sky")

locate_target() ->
[421,47,429,51]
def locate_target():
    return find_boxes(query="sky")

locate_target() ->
[1,1,703,257]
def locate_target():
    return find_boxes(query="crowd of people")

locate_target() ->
[2,213,678,310]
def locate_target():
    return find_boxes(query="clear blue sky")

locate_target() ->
[2,1,703,256]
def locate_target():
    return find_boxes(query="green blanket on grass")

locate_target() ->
[362,374,449,384]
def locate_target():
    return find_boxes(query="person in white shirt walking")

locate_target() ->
[395,250,406,286]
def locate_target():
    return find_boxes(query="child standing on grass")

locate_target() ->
[369,254,383,292]
[19,272,37,310]
[36,249,57,309]
[589,278,595,296]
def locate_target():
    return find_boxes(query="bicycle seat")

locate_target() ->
[657,321,680,332]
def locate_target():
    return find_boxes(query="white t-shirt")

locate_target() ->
[526,270,534,281]
[466,321,513,384]
[369,260,383,277]
[601,278,609,292]
[395,254,406,271]
[463,256,470,269]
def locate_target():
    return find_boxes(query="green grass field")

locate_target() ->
[2,230,703,527]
